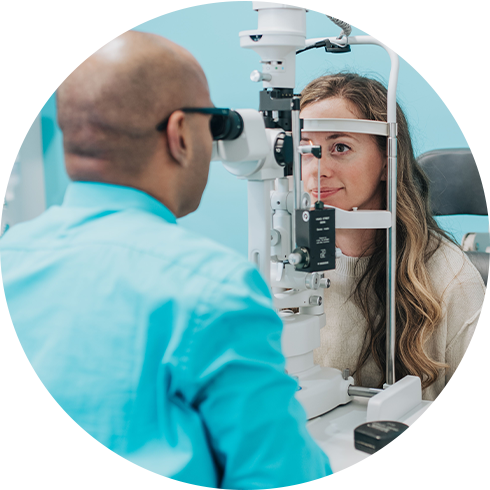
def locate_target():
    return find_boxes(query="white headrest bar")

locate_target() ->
[302,118,389,136]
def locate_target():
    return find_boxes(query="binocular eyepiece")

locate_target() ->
[210,109,244,141]
[156,107,243,141]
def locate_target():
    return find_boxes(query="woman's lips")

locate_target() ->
[311,188,343,199]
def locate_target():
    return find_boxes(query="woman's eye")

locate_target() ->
[334,143,350,153]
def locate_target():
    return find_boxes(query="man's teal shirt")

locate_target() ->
[0,182,332,488]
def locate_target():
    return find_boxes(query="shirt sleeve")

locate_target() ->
[175,262,332,489]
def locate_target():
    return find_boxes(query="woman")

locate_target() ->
[300,73,486,400]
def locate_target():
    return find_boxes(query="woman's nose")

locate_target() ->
[317,154,335,178]
[301,151,334,181]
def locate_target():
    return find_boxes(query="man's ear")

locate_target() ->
[166,111,189,167]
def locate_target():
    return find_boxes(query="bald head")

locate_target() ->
[57,31,210,180]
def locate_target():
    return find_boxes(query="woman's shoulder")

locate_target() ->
[427,236,486,298]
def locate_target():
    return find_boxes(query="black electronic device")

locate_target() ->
[259,88,294,131]
[354,421,409,454]
[292,208,336,272]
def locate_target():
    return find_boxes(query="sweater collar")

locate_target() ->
[335,251,371,277]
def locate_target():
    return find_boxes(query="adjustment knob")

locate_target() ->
[288,247,310,270]
[288,252,302,266]
[309,295,323,306]
[250,70,272,82]
[305,272,322,290]
[319,278,331,289]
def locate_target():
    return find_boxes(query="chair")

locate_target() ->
[417,148,489,285]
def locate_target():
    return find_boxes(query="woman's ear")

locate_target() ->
[381,159,388,182]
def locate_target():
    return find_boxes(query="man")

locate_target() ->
[0,31,332,488]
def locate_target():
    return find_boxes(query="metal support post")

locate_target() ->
[386,123,397,386]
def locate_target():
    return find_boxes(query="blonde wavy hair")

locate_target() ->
[301,73,453,389]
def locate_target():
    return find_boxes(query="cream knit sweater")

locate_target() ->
[313,239,486,401]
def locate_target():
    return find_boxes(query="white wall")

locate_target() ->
[1,116,46,235]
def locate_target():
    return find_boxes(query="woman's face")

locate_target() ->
[300,97,386,211]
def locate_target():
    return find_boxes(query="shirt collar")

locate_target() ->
[62,182,177,224]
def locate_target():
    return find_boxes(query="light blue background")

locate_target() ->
[40,1,488,256]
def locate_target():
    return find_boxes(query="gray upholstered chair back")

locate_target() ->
[418,149,487,215]
[417,148,488,285]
